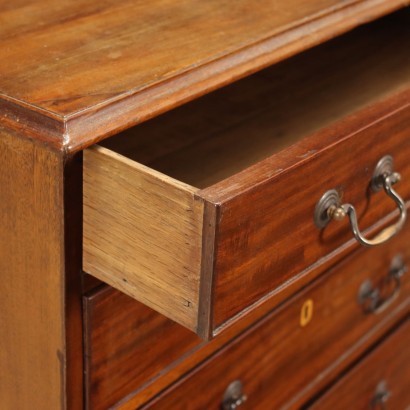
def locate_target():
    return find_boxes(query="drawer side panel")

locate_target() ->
[83,146,204,331]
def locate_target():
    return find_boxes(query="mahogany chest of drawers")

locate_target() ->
[1,1,409,409]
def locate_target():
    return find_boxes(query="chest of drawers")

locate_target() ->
[1,1,409,409]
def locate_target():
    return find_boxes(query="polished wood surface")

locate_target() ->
[86,89,410,337]
[141,237,410,410]
[88,12,410,336]
[2,4,410,409]
[0,0,406,151]
[309,317,410,410]
[209,98,410,331]
[85,220,410,409]
[83,145,204,331]
[84,286,200,410]
[83,213,410,409]
[102,11,410,188]
[0,127,67,408]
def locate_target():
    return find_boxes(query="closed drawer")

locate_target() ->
[141,236,410,410]
[83,14,410,337]
[308,317,410,410]
[83,286,200,410]
[87,222,410,410]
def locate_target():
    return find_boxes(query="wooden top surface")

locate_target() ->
[0,0,407,152]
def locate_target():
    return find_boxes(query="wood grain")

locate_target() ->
[102,11,410,188]
[83,145,204,331]
[1,3,410,409]
[86,76,410,338]
[64,153,84,410]
[141,235,410,410]
[0,1,407,151]
[86,220,410,409]
[308,317,410,410]
[0,126,66,408]
[90,12,410,336]
[83,287,201,410]
[207,99,410,330]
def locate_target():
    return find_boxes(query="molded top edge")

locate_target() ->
[0,0,406,152]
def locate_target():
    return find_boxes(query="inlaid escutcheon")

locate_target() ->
[300,299,314,327]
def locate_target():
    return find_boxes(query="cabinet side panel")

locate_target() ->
[0,127,66,408]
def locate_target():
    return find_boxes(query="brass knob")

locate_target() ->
[327,205,346,221]
[222,380,247,410]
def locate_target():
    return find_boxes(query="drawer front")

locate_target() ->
[84,287,200,410]
[309,317,410,410]
[206,102,410,332]
[140,225,410,410]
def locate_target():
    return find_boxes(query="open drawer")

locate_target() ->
[83,11,410,338]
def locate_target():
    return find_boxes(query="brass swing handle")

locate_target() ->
[314,156,407,247]
[358,255,407,315]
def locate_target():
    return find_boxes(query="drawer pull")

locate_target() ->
[222,380,247,409]
[314,156,407,247]
[371,381,390,409]
[358,255,407,314]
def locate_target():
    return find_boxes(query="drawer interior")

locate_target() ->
[101,9,410,189]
